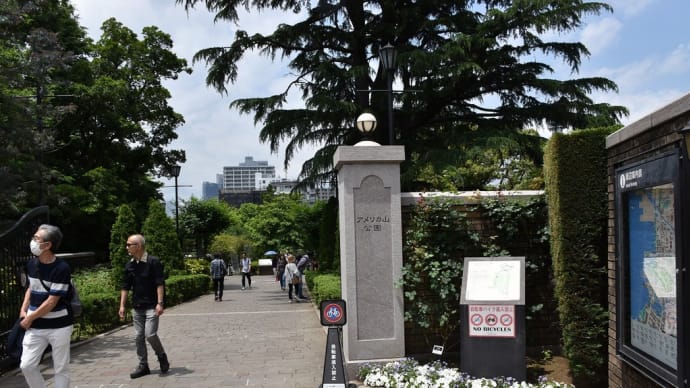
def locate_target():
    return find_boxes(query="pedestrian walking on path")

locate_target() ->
[210,253,227,301]
[119,234,170,379]
[0,275,327,388]
[19,224,74,388]
[240,252,252,289]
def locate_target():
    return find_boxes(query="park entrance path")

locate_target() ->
[1,275,328,387]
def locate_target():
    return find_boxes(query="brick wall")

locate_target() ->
[606,102,690,387]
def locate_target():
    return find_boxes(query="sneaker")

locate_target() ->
[289,299,294,303]
[130,364,151,379]
[241,287,245,290]
[158,353,170,374]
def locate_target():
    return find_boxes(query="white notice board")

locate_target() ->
[460,257,525,305]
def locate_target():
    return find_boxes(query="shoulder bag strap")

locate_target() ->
[35,264,51,292]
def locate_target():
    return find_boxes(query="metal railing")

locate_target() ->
[0,206,50,370]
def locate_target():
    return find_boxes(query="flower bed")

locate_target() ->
[358,359,574,388]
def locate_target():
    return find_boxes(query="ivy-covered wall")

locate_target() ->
[399,192,559,357]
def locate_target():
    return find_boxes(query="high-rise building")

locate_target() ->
[201,181,219,201]
[223,156,275,192]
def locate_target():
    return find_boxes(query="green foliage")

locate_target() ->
[178,0,627,191]
[400,196,481,349]
[478,196,550,255]
[0,0,85,223]
[209,233,251,261]
[142,200,183,276]
[163,274,212,306]
[236,193,312,254]
[309,273,342,306]
[72,270,210,341]
[0,3,190,253]
[317,197,339,272]
[179,198,232,257]
[414,130,547,191]
[109,204,137,289]
[184,258,210,275]
[544,127,612,385]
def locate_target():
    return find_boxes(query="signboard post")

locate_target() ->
[460,257,526,381]
[320,300,348,388]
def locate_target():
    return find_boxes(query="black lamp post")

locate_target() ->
[379,42,397,145]
[171,165,181,238]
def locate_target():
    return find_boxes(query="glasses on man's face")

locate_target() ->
[125,243,139,247]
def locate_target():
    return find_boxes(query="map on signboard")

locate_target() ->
[627,184,677,369]
[463,260,521,302]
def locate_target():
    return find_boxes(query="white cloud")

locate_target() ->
[658,43,690,75]
[605,0,657,18]
[579,17,622,56]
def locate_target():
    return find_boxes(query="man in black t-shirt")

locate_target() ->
[19,224,74,388]
[119,234,170,379]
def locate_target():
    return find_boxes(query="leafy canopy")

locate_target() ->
[176,0,627,190]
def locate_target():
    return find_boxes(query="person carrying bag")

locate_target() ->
[285,254,301,303]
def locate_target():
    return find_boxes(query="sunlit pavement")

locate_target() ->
[0,275,328,387]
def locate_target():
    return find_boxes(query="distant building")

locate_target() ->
[202,181,219,201]
[223,156,275,192]
[209,155,335,207]
[219,190,264,207]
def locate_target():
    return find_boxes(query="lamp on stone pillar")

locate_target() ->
[379,42,397,145]
[679,120,690,157]
[356,112,379,146]
[170,165,181,239]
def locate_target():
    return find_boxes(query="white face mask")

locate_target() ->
[30,240,46,256]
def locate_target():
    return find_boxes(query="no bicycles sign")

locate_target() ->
[468,304,515,338]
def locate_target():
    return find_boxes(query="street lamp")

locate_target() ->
[379,42,397,145]
[355,112,379,146]
[171,165,181,238]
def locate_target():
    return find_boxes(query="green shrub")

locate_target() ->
[72,268,210,342]
[143,200,184,277]
[184,258,210,275]
[544,127,612,385]
[310,273,341,305]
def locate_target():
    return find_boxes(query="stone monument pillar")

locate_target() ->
[333,144,406,374]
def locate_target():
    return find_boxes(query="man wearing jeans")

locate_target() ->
[210,253,227,301]
[20,224,73,388]
[119,234,170,379]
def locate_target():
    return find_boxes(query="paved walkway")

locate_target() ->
[1,275,334,387]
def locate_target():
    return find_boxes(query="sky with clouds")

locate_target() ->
[69,0,690,202]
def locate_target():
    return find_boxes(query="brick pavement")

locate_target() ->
[1,275,335,387]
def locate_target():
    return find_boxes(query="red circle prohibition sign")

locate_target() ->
[470,314,483,326]
[485,314,498,326]
[323,303,344,323]
[500,314,513,326]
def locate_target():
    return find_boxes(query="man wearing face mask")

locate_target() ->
[19,224,74,388]
[119,234,170,379]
